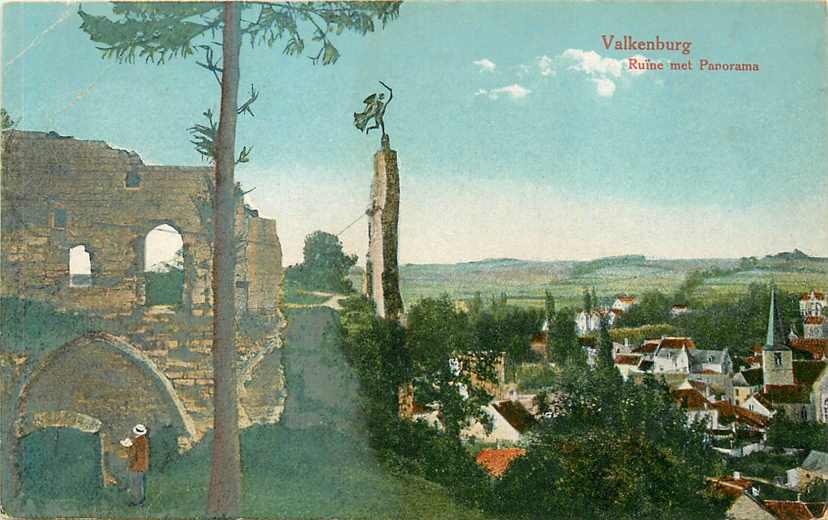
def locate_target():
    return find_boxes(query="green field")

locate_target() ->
[390,253,828,309]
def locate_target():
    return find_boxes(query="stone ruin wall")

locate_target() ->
[0,130,285,447]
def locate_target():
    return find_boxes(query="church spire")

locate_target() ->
[764,287,789,351]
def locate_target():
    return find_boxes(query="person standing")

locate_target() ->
[124,424,149,506]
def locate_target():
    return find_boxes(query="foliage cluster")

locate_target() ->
[725,450,806,482]
[547,308,583,366]
[286,231,357,293]
[615,290,673,328]
[337,296,492,507]
[491,367,728,519]
[467,296,545,365]
[339,296,726,519]
[766,410,828,452]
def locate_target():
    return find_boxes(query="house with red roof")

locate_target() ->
[475,448,526,478]
[618,336,733,393]
[763,500,827,520]
[804,315,827,339]
[672,380,720,429]
[800,290,827,318]
[612,295,638,313]
[790,338,828,361]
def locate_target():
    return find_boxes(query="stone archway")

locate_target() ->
[13,332,196,489]
[17,332,196,437]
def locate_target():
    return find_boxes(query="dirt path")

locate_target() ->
[285,291,348,310]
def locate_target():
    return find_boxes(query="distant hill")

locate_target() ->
[764,249,826,262]
[571,255,647,277]
[395,253,828,309]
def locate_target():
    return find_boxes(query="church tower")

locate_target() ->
[762,289,794,389]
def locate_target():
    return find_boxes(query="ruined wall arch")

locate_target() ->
[16,332,196,440]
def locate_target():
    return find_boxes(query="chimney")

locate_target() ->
[733,471,741,480]
[624,338,629,348]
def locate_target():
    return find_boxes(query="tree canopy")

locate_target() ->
[78,3,400,66]
[406,296,498,437]
[615,290,672,328]
[491,366,727,519]
[287,230,358,293]
[548,307,582,366]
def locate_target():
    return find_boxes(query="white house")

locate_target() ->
[800,290,827,317]
[787,450,828,491]
[673,381,719,429]
[612,295,638,313]
[671,304,690,317]
[690,348,733,375]
[804,315,827,339]
[575,310,602,335]
[743,393,775,418]
[652,345,692,374]
[461,400,536,444]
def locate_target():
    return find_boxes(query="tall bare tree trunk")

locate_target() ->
[208,3,242,517]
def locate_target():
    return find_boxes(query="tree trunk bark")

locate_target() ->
[207,3,242,517]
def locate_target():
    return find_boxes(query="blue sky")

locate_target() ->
[3,2,826,264]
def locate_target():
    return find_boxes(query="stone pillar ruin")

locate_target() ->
[364,134,403,320]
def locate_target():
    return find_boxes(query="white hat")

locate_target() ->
[120,438,133,448]
[133,424,147,436]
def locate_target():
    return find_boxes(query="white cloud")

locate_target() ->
[537,55,555,76]
[476,83,531,100]
[561,49,624,78]
[473,58,497,72]
[556,49,653,97]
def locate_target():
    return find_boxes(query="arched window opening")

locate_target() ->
[69,245,92,288]
[125,164,141,188]
[144,225,184,306]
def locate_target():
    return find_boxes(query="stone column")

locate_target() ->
[366,135,403,320]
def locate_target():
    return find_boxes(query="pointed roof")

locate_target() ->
[764,289,789,352]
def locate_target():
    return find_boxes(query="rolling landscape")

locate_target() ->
[382,250,828,309]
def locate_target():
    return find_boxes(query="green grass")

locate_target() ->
[9,307,491,520]
[282,281,332,306]
[514,363,557,392]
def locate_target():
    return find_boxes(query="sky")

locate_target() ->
[3,1,827,265]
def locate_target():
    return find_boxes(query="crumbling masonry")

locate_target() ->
[364,136,403,320]
[0,130,285,487]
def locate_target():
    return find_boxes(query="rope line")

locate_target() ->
[336,210,368,237]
